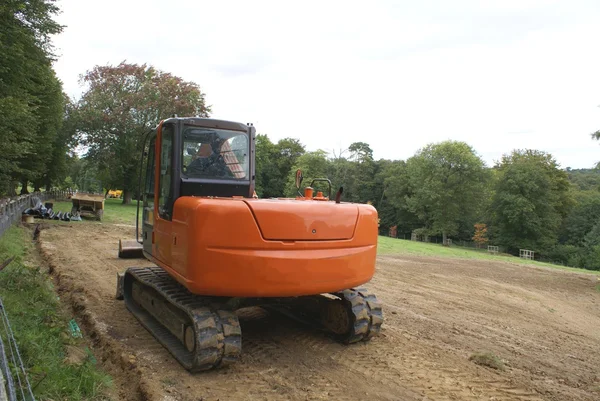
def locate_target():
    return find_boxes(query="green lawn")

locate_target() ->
[378,236,600,275]
[0,226,113,400]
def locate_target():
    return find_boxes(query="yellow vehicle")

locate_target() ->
[108,189,123,198]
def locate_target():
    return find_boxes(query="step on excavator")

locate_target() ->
[115,117,383,372]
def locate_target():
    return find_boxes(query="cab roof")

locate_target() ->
[160,117,253,133]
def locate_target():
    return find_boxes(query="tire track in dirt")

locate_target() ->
[373,255,600,401]
[327,328,544,401]
[238,314,421,401]
[35,223,600,401]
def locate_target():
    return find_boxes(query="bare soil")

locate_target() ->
[36,222,600,401]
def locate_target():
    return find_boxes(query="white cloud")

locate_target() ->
[51,0,600,168]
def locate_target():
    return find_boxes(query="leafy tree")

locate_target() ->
[491,149,573,254]
[348,142,374,163]
[400,140,488,244]
[327,142,377,205]
[22,69,66,192]
[69,61,211,203]
[565,168,600,191]
[581,222,600,270]
[286,150,329,196]
[0,0,65,195]
[327,156,353,197]
[273,138,305,195]
[380,160,421,236]
[253,135,305,198]
[254,134,279,197]
[559,190,600,246]
[545,244,585,268]
[472,223,489,248]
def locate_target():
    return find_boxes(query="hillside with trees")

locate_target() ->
[2,1,600,271]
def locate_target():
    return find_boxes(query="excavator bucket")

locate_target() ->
[118,239,144,259]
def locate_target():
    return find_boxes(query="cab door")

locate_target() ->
[142,134,156,256]
[153,122,176,265]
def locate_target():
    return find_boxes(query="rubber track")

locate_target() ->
[265,287,384,344]
[122,267,242,372]
[336,287,384,343]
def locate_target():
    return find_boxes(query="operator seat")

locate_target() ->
[187,141,232,178]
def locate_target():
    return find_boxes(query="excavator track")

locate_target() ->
[333,287,384,343]
[265,287,384,344]
[121,267,242,372]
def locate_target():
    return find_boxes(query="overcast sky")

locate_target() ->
[50,0,600,169]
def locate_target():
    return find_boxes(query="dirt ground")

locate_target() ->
[36,222,600,401]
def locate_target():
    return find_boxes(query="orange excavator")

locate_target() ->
[116,117,383,372]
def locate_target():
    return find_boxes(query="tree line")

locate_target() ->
[0,0,70,196]
[251,136,600,270]
[3,2,600,271]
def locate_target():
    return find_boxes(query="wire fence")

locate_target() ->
[0,298,34,401]
[0,190,70,400]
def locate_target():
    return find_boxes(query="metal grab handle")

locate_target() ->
[309,178,332,199]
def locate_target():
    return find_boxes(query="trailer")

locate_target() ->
[71,193,105,221]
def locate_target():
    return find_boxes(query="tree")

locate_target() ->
[559,190,600,246]
[382,160,422,236]
[0,0,66,195]
[400,140,488,244]
[286,150,329,196]
[348,142,373,163]
[565,168,600,191]
[472,223,489,248]
[581,221,600,270]
[491,149,573,254]
[22,68,66,192]
[327,142,377,205]
[252,135,305,198]
[69,61,211,203]
[254,134,280,197]
[273,138,305,195]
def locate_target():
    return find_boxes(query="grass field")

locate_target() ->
[378,235,600,275]
[0,226,112,400]
[47,198,138,225]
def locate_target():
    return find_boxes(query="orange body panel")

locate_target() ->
[148,197,379,297]
[245,200,359,240]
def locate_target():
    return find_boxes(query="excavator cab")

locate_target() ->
[117,117,383,373]
[136,118,255,257]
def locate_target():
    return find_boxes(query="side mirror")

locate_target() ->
[295,169,304,189]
